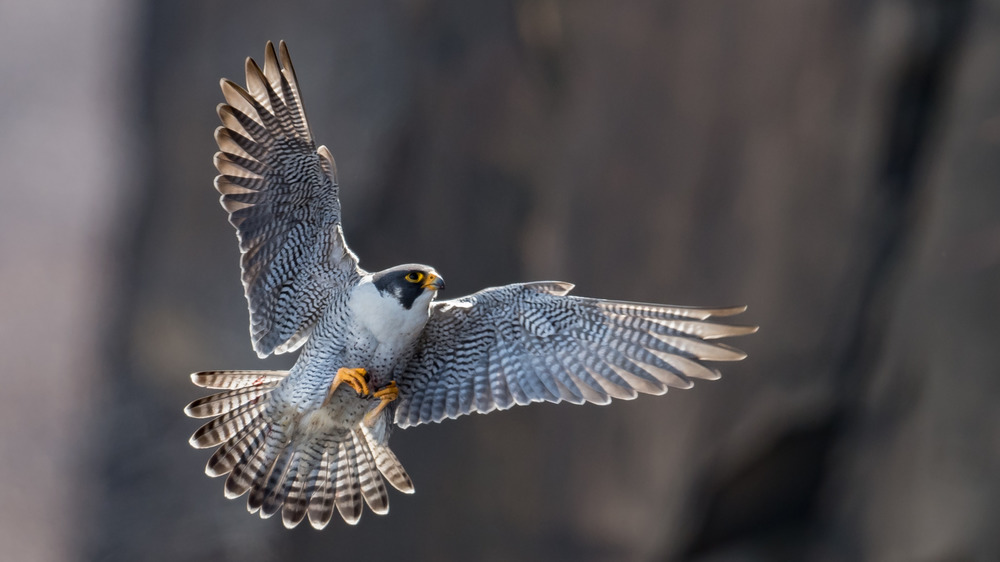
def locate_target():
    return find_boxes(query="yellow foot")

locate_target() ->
[323,367,370,406]
[365,381,399,426]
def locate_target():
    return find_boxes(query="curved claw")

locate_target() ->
[365,381,399,426]
[323,367,370,406]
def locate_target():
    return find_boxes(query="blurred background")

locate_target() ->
[2,0,998,560]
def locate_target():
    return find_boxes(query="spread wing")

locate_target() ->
[394,282,757,428]
[213,41,362,357]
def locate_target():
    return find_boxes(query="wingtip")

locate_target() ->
[278,40,292,65]
[711,341,750,361]
[725,324,759,337]
[220,78,256,108]
[219,78,246,106]
[709,304,748,317]
[244,55,265,83]
[277,40,299,86]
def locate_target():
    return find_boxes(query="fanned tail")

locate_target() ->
[305,425,406,528]
[184,370,413,529]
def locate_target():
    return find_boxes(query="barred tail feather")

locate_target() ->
[229,426,284,504]
[361,424,414,494]
[306,451,336,529]
[205,413,269,477]
[354,431,389,515]
[184,385,273,419]
[186,369,412,528]
[190,370,288,390]
[252,443,295,517]
[189,401,267,449]
[334,436,363,524]
[280,451,316,528]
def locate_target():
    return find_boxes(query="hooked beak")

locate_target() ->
[422,273,445,291]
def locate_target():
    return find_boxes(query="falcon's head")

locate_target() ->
[372,264,446,310]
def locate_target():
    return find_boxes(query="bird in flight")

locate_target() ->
[185,41,757,529]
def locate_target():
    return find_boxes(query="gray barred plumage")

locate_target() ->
[185,41,757,529]
[213,40,361,358]
[394,283,756,427]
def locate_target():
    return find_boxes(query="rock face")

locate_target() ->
[8,1,993,561]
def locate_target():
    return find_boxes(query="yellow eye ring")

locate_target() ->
[405,271,424,283]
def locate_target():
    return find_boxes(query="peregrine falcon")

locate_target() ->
[185,41,757,529]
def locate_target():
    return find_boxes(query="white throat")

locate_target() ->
[348,276,433,347]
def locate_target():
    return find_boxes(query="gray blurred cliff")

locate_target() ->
[2,1,998,560]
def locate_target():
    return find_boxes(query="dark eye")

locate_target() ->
[405,271,424,283]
